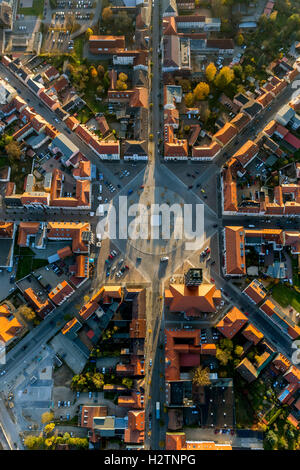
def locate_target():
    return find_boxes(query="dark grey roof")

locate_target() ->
[243,101,263,117]
[235,93,249,105]
[26,78,41,94]
[124,140,147,155]
[0,238,13,267]
[55,107,68,120]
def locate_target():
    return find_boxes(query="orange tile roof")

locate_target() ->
[216,307,248,339]
[166,283,221,315]
[223,169,238,212]
[263,119,277,136]
[284,366,300,384]
[213,123,237,146]
[0,222,14,238]
[165,329,201,381]
[287,414,299,429]
[256,91,273,108]
[242,323,264,345]
[48,280,74,306]
[17,222,40,246]
[81,405,107,428]
[65,116,79,131]
[272,353,291,373]
[124,410,145,444]
[47,222,90,253]
[57,246,72,259]
[118,391,143,409]
[24,288,54,318]
[232,140,258,167]
[192,142,221,159]
[230,112,250,132]
[166,433,232,450]
[225,226,246,275]
[61,317,80,335]
[244,279,266,304]
[201,343,216,355]
[73,160,91,179]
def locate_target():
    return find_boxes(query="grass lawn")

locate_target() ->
[16,255,48,280]
[235,391,254,428]
[271,284,300,313]
[73,36,84,61]
[18,0,44,17]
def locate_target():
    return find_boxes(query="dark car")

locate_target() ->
[188,185,193,189]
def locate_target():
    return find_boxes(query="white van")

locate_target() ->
[99,184,102,194]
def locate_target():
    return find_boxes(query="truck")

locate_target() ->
[156,401,160,420]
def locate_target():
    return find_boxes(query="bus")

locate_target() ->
[156,401,160,420]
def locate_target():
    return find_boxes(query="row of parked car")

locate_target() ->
[58,400,71,407]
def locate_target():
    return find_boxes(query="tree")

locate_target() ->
[265,430,278,449]
[92,372,104,389]
[44,423,55,435]
[214,66,234,89]
[236,33,244,46]
[114,11,132,32]
[85,28,93,39]
[220,338,233,351]
[102,6,113,23]
[205,62,217,82]
[216,347,232,366]
[90,66,98,80]
[96,84,104,95]
[24,435,43,450]
[5,140,21,160]
[17,305,36,322]
[122,377,133,389]
[234,345,243,357]
[118,73,128,82]
[185,92,195,108]
[41,411,54,424]
[97,64,105,77]
[192,366,211,386]
[116,79,127,91]
[193,82,210,101]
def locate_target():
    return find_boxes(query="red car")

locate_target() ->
[205,247,210,254]
[140,185,145,189]
[210,278,215,283]
[125,265,129,270]
[108,254,113,260]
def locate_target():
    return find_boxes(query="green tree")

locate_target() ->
[216,347,232,366]
[236,33,244,46]
[44,423,55,435]
[265,430,278,449]
[185,92,195,108]
[17,305,36,322]
[85,28,93,39]
[118,72,128,82]
[234,345,243,357]
[122,377,133,389]
[114,11,132,32]
[220,338,233,351]
[41,411,54,424]
[92,372,104,389]
[193,82,210,100]
[5,140,21,160]
[214,66,234,89]
[97,65,105,77]
[205,62,217,82]
[102,6,113,23]
[192,366,211,386]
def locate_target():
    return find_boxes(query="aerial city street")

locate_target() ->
[0,0,298,455]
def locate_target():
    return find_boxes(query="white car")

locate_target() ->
[160,257,169,262]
